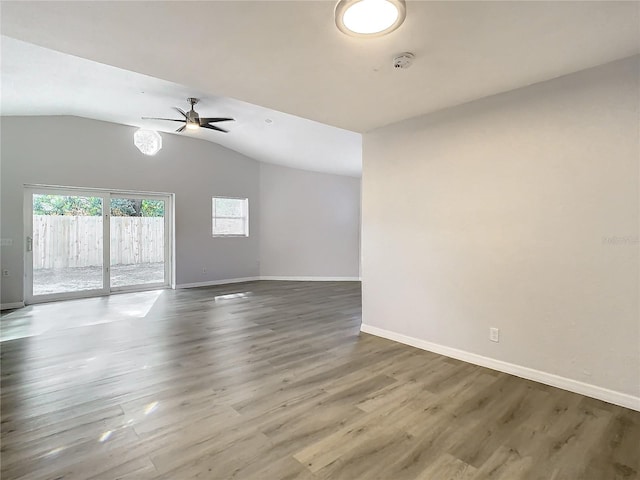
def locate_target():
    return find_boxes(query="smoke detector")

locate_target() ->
[393,52,415,69]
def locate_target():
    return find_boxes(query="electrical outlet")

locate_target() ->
[202,267,207,274]
[489,327,500,343]
[2,269,9,277]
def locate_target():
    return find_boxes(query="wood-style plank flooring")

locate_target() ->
[1,281,638,479]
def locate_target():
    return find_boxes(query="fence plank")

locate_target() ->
[33,216,164,268]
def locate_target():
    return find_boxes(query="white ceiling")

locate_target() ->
[0,36,362,177]
[1,1,637,134]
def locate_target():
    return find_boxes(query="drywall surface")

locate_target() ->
[362,56,639,399]
[259,162,360,279]
[0,116,260,303]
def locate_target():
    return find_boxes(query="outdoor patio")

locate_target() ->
[33,262,165,295]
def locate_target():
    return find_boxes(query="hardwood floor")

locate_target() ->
[1,281,638,479]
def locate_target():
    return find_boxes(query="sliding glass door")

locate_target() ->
[29,190,108,299]
[110,195,168,290]
[25,186,172,304]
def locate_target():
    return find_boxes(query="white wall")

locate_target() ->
[362,56,639,407]
[1,116,261,303]
[259,162,360,279]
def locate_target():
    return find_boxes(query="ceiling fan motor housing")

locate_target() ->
[187,110,200,123]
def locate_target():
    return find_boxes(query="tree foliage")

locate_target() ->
[33,195,102,216]
[33,195,164,217]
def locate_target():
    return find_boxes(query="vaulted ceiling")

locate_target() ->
[2,1,637,133]
[1,36,362,177]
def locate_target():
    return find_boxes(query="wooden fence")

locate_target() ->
[33,215,164,269]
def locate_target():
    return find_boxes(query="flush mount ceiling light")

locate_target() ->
[134,129,162,156]
[335,0,406,37]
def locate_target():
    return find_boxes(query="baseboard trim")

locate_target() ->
[260,276,361,282]
[1,302,25,311]
[360,324,640,412]
[178,276,361,289]
[177,277,261,289]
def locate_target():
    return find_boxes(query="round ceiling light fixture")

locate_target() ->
[134,129,162,156]
[335,0,406,37]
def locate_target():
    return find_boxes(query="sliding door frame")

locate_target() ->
[24,184,174,305]
[109,191,172,294]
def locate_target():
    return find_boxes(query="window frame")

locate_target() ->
[211,196,249,238]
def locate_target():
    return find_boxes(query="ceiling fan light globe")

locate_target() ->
[186,122,200,130]
[134,129,162,155]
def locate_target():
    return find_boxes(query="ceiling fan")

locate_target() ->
[143,98,234,133]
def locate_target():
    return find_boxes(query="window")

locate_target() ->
[212,197,249,237]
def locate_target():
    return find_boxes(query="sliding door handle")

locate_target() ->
[26,236,33,252]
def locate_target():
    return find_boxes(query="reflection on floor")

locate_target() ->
[0,290,163,341]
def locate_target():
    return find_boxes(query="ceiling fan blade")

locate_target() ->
[199,117,235,124]
[173,107,187,118]
[176,125,186,133]
[142,117,184,122]
[200,123,228,133]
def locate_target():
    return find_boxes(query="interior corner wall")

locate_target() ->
[361,56,640,403]
[259,162,361,279]
[0,116,261,304]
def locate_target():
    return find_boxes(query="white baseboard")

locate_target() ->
[360,323,640,412]
[178,276,361,289]
[177,277,260,289]
[1,302,25,311]
[260,276,361,282]
[3,277,360,304]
